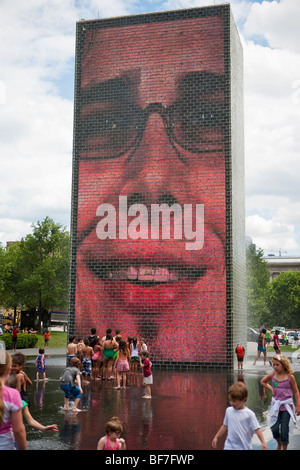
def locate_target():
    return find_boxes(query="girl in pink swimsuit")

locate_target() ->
[115,339,130,389]
[97,417,126,450]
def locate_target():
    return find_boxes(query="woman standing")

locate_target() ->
[102,334,118,380]
[253,328,267,366]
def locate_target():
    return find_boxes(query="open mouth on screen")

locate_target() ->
[85,260,207,285]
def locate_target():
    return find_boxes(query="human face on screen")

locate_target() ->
[75,16,227,362]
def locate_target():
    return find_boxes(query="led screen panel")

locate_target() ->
[70,5,244,366]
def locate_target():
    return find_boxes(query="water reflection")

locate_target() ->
[22,358,300,450]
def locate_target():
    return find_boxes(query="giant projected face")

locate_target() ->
[73,14,227,363]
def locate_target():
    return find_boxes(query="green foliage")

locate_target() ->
[0,216,70,319]
[246,245,300,329]
[1,333,38,350]
[0,244,5,296]
[246,244,270,327]
[266,271,300,328]
[0,242,25,310]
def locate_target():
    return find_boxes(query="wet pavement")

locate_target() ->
[9,345,300,451]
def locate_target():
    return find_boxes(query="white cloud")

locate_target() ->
[243,0,300,54]
[239,1,300,254]
[0,219,33,245]
[0,0,76,245]
[0,0,300,257]
[246,214,298,253]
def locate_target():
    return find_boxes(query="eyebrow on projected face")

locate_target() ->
[80,71,225,108]
[176,71,225,98]
[80,76,137,107]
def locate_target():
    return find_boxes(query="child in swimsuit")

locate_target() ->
[11,353,32,406]
[130,337,140,374]
[115,339,130,389]
[97,417,126,450]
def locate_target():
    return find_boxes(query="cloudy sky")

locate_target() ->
[0,0,299,256]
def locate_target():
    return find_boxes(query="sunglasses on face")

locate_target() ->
[78,101,226,160]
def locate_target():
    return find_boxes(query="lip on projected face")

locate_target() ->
[79,222,225,313]
[84,258,208,311]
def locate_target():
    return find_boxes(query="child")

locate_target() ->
[261,354,300,450]
[97,416,126,450]
[130,337,140,374]
[11,352,32,406]
[67,336,77,366]
[235,344,245,370]
[91,337,102,381]
[0,351,27,450]
[212,382,268,450]
[6,374,58,434]
[81,338,93,383]
[59,357,82,412]
[115,339,130,389]
[44,330,51,348]
[139,351,152,399]
[36,348,47,382]
[140,338,148,352]
[12,325,18,351]
[76,338,84,360]
[273,330,281,354]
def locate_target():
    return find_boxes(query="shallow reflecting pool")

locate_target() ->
[21,356,300,450]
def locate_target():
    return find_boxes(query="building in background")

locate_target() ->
[263,255,300,282]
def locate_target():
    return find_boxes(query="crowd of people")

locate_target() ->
[66,328,150,388]
[0,324,49,352]
[234,326,299,370]
[2,325,300,450]
[252,326,298,367]
[1,345,300,450]
[63,328,153,407]
[0,326,152,450]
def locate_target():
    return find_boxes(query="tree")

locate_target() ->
[0,217,70,329]
[246,244,270,327]
[19,217,70,314]
[0,244,5,297]
[266,271,300,328]
[0,241,25,325]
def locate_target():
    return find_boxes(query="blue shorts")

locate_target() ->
[257,345,266,352]
[60,383,82,399]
